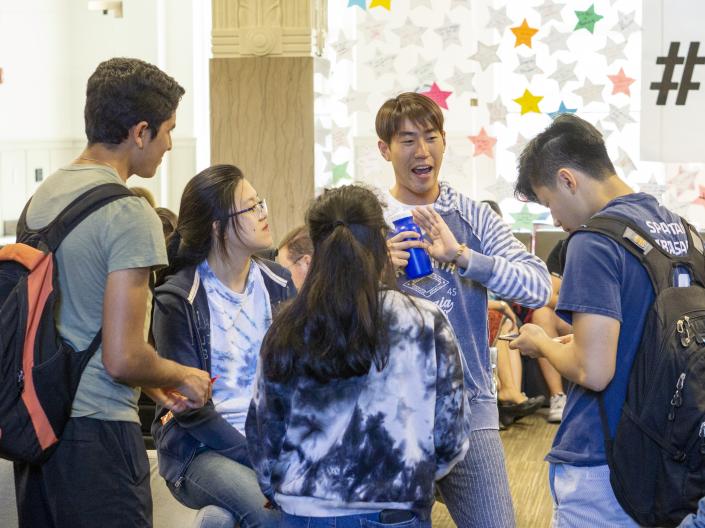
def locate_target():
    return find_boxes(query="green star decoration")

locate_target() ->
[331,162,352,185]
[574,4,603,33]
[508,204,545,231]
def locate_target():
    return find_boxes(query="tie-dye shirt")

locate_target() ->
[199,259,272,435]
[246,290,469,519]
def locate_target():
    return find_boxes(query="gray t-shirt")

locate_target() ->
[27,164,167,423]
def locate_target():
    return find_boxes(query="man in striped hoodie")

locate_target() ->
[377,92,551,528]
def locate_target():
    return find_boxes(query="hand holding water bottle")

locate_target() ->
[412,205,470,268]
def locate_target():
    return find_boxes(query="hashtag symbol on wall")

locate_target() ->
[650,42,705,105]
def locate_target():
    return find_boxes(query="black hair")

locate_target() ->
[261,185,396,383]
[481,199,502,217]
[85,57,185,145]
[164,164,244,277]
[514,114,616,203]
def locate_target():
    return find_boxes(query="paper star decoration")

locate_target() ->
[511,19,539,48]
[541,25,571,54]
[574,78,606,106]
[552,58,579,87]
[507,133,531,158]
[367,54,396,78]
[574,4,603,33]
[410,58,437,84]
[446,68,476,95]
[420,82,452,109]
[513,89,543,115]
[616,147,637,176]
[535,3,565,25]
[435,15,463,48]
[369,0,391,10]
[668,166,700,196]
[468,128,497,158]
[613,11,640,41]
[484,177,516,201]
[331,162,352,185]
[485,5,513,35]
[602,36,628,64]
[330,37,356,62]
[393,19,426,49]
[638,174,667,202]
[487,97,508,125]
[340,91,371,115]
[471,41,501,71]
[603,103,636,132]
[548,101,577,120]
[332,127,350,151]
[515,54,544,78]
[608,67,636,95]
[348,0,366,9]
[509,204,545,231]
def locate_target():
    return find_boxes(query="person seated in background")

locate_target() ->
[276,224,312,291]
[529,239,571,422]
[130,185,157,208]
[247,185,469,528]
[151,164,296,528]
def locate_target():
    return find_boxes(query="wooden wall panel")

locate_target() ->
[210,57,314,245]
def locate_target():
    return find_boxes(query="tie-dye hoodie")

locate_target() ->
[245,290,469,520]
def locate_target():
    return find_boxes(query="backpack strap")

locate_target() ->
[18,183,134,252]
[571,214,705,293]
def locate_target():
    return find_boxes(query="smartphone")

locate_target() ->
[379,510,416,523]
[497,333,519,341]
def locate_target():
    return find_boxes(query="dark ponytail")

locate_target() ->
[261,185,396,382]
[161,164,244,278]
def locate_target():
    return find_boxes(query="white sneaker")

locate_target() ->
[548,393,566,423]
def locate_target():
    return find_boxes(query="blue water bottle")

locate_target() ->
[391,211,433,279]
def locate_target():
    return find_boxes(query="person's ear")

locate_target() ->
[557,168,577,194]
[378,139,391,161]
[300,254,312,270]
[441,130,447,149]
[131,121,150,149]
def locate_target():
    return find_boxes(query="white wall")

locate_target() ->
[0,0,209,237]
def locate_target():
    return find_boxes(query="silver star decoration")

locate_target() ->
[362,19,389,44]
[616,147,637,176]
[668,166,700,195]
[534,3,566,26]
[638,174,668,202]
[329,37,356,62]
[594,119,613,140]
[332,127,350,151]
[515,54,544,78]
[320,150,334,173]
[487,96,508,125]
[410,57,438,84]
[603,103,636,132]
[551,58,579,87]
[411,0,436,11]
[435,15,463,48]
[314,118,330,148]
[340,91,372,115]
[367,53,397,78]
[574,78,606,106]
[314,58,331,77]
[484,5,513,35]
[471,41,501,71]
[484,176,516,200]
[540,25,571,53]
[602,36,628,64]
[507,132,531,159]
[392,18,427,49]
[446,68,476,95]
[613,11,640,41]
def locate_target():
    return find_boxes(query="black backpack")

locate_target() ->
[574,214,705,527]
[0,183,133,464]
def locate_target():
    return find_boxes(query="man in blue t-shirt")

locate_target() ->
[510,114,690,527]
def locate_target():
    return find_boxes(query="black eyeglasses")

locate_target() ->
[228,198,267,219]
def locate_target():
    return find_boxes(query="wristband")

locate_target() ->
[451,243,467,266]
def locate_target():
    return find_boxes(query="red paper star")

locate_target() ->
[468,128,497,158]
[608,67,636,95]
[420,82,453,109]
[511,19,539,48]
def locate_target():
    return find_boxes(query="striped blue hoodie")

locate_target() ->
[384,181,551,430]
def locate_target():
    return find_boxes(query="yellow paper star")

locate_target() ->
[369,0,391,10]
[513,89,543,115]
[511,19,539,48]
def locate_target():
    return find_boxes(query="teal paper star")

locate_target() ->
[348,0,366,9]
[509,204,545,231]
[548,101,577,120]
[574,4,603,33]
[331,162,352,185]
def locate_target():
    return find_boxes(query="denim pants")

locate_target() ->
[549,463,640,528]
[168,450,279,528]
[437,429,516,528]
[280,511,430,528]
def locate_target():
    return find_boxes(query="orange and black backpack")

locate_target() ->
[0,183,132,464]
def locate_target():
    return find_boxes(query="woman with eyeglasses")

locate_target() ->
[246,185,469,528]
[151,164,295,527]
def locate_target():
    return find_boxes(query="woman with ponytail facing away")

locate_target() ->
[246,185,470,528]
[151,164,295,527]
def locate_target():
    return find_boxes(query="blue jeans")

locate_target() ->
[281,511,430,528]
[168,450,279,528]
[437,428,516,528]
[549,463,639,527]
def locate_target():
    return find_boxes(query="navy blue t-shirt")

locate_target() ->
[548,193,690,466]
